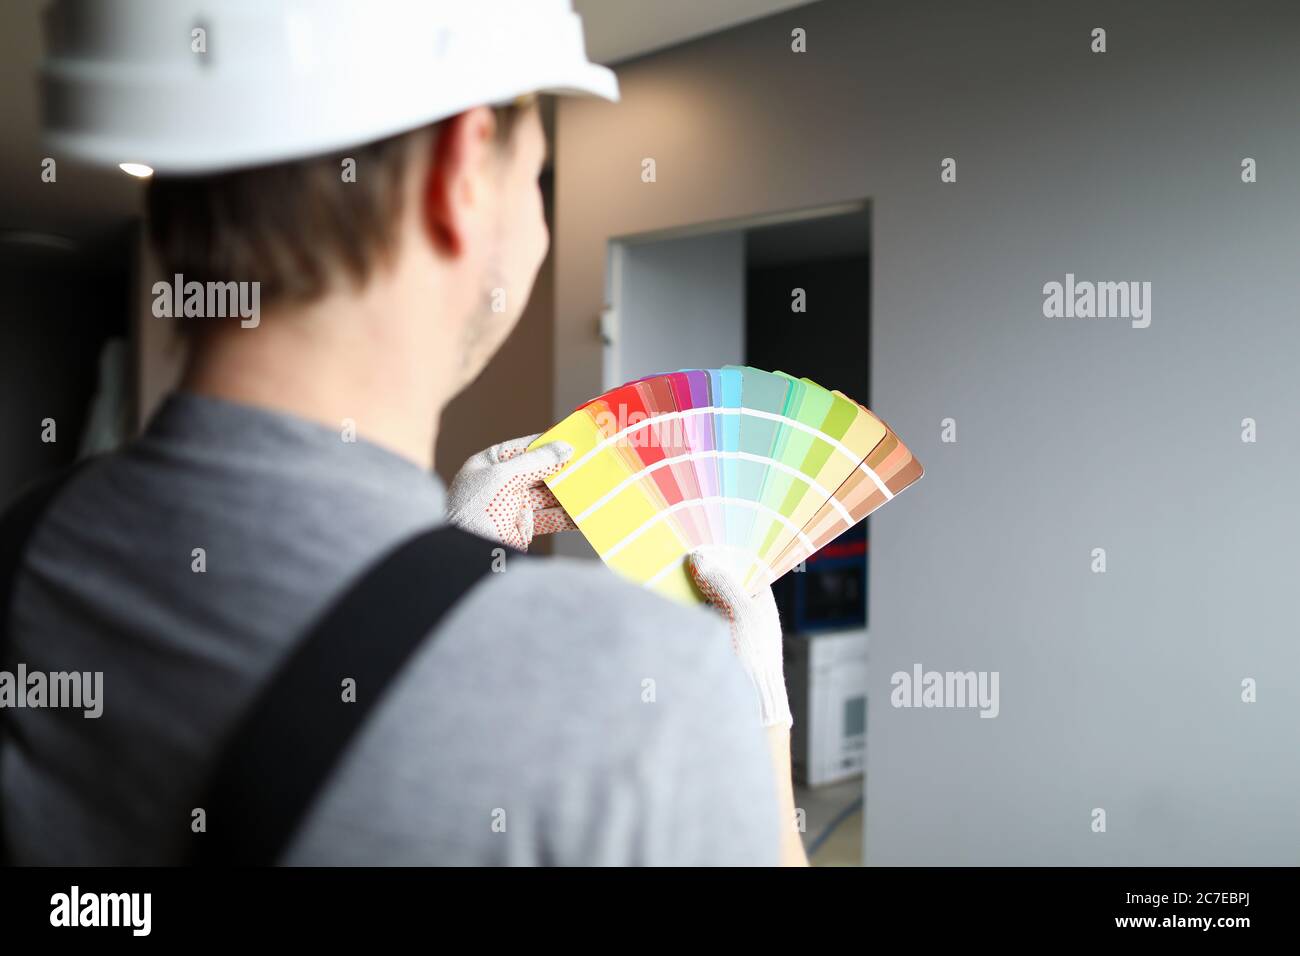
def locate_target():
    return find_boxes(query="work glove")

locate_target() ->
[445,434,577,551]
[688,551,793,729]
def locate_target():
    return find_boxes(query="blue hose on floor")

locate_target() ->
[806,795,864,858]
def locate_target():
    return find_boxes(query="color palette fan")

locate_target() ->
[529,367,923,604]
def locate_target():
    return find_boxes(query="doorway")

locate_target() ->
[603,200,870,400]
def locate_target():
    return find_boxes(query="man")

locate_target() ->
[2,0,807,865]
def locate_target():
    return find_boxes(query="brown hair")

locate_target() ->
[146,101,528,315]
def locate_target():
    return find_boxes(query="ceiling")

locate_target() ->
[574,0,820,64]
[0,0,822,245]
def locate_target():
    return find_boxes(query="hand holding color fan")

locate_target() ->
[529,367,923,605]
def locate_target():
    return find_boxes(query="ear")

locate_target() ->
[422,106,499,257]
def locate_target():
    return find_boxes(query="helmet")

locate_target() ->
[40,0,619,175]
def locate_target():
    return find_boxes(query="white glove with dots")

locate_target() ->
[446,434,576,551]
[688,550,792,729]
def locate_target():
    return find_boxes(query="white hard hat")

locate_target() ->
[41,0,619,175]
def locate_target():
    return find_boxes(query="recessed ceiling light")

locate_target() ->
[119,162,154,178]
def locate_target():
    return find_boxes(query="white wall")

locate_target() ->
[609,231,745,387]
[554,0,1300,864]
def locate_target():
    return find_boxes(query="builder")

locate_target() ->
[0,0,807,866]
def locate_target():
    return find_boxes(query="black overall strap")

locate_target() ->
[0,463,87,865]
[192,525,510,866]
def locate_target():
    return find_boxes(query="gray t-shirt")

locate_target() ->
[2,392,779,865]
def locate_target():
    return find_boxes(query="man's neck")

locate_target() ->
[181,292,448,472]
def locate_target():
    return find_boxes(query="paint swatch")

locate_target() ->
[529,367,923,604]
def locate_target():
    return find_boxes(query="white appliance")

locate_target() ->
[785,628,868,787]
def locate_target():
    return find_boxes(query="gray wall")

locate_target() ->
[554,0,1300,864]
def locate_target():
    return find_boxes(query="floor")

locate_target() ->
[795,776,863,866]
